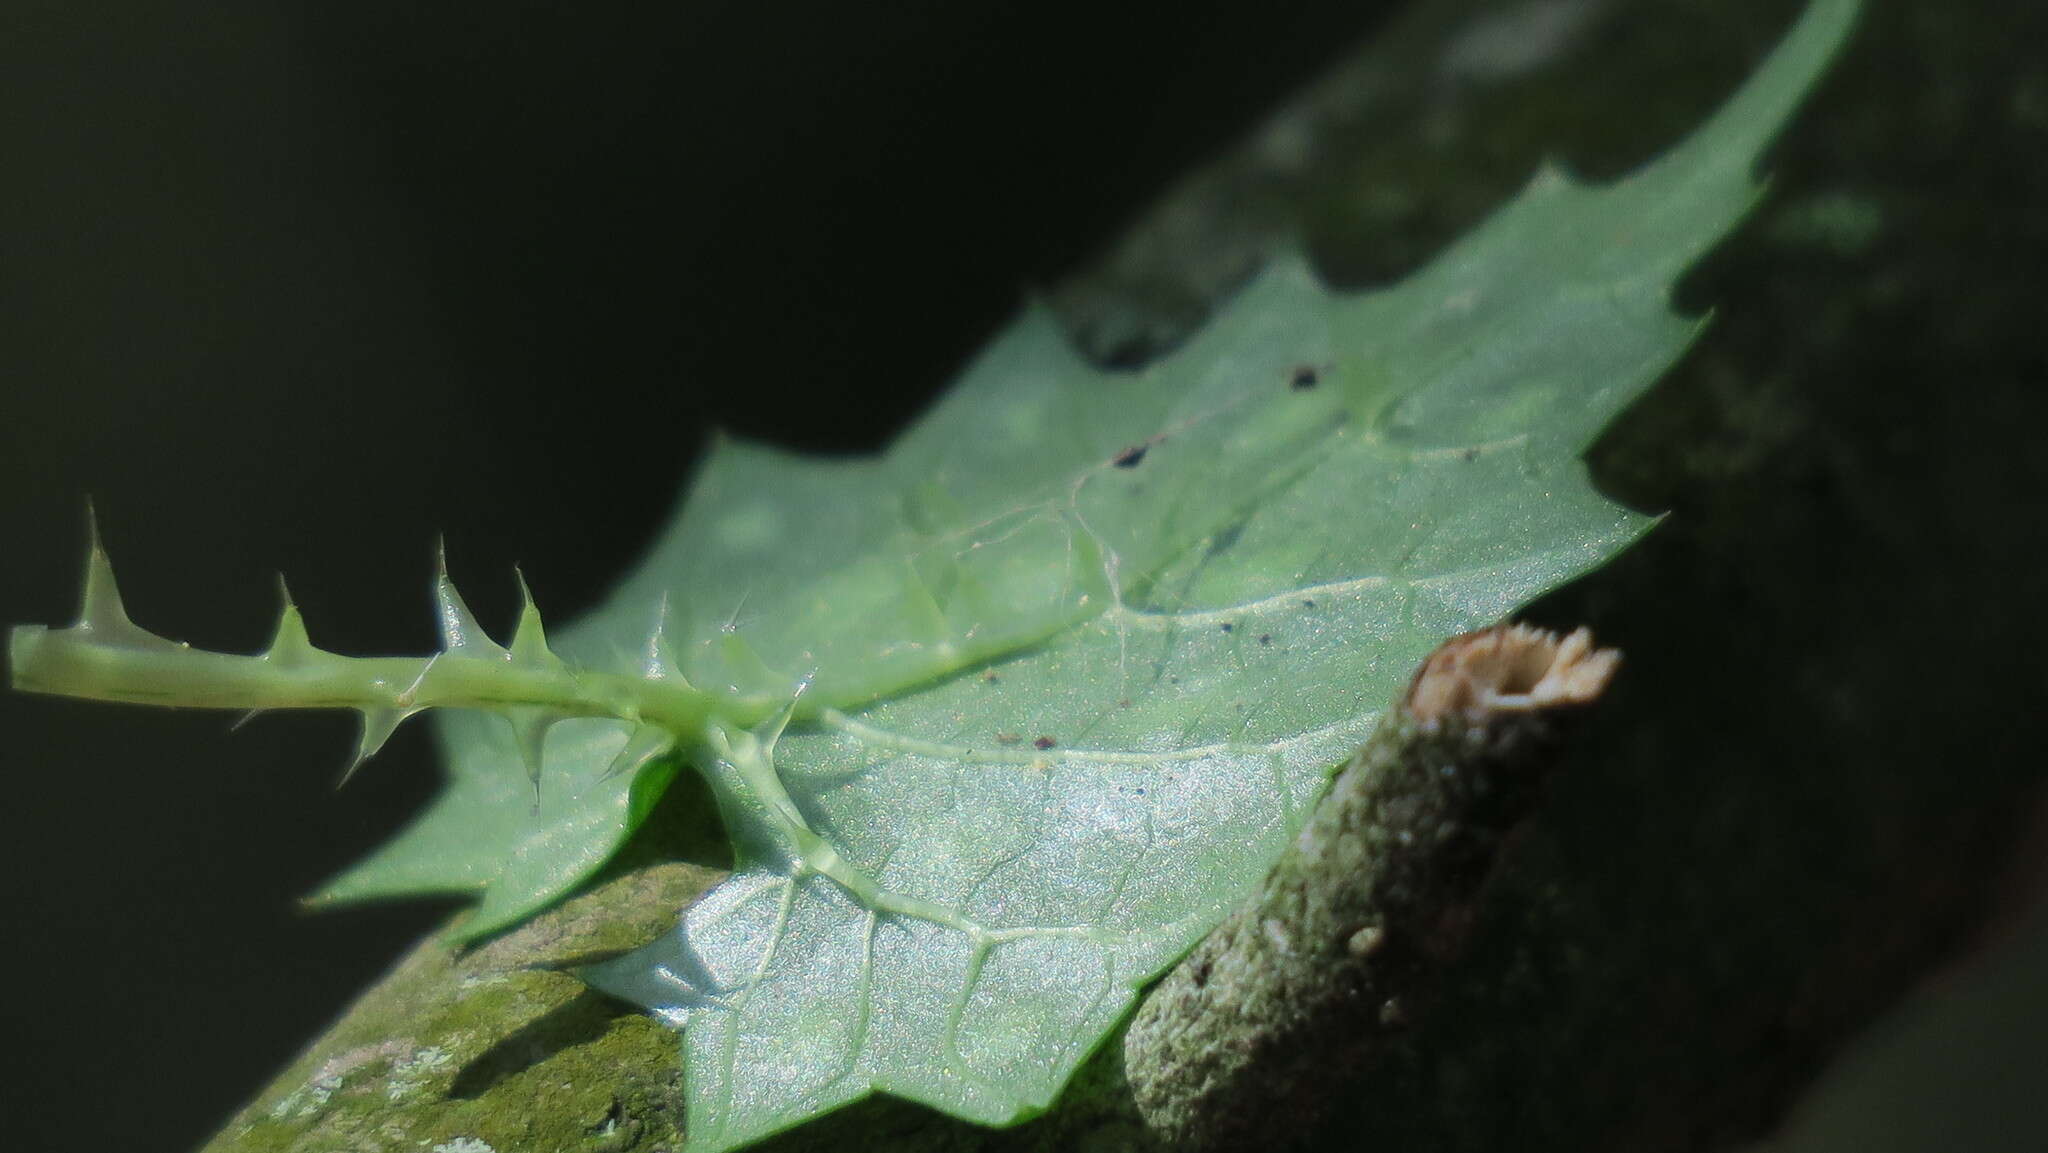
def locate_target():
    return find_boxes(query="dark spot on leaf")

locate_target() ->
[982,670,999,685]
[1301,598,1316,609]
[1168,675,1180,684]
[1033,735,1056,750]
[1220,622,1234,633]
[1118,697,1132,708]
[1191,957,1212,987]
[996,732,1023,745]
[1462,447,1480,462]
[1113,444,1148,469]
[1259,633,1272,646]
[1290,364,1320,391]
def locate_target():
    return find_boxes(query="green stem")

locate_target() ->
[3,529,767,785]
[8,621,723,733]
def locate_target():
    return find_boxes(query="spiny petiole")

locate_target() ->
[4,521,775,788]
[12,521,1080,945]
[6,521,986,938]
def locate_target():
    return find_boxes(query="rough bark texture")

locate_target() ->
[205,0,2048,1150]
[1124,627,1618,1148]
[1125,711,1550,1148]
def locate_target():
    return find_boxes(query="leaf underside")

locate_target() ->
[221,3,1861,1149]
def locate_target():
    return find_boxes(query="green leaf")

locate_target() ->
[309,712,681,937]
[4,1,1858,1148]
[573,4,1858,1148]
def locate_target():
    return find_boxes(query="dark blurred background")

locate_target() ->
[0,2,1401,1148]
[6,2,2046,1152]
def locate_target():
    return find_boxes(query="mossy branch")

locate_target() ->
[1120,625,1617,1149]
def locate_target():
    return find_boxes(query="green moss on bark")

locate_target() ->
[205,862,718,1153]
